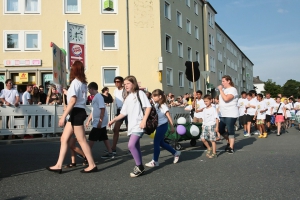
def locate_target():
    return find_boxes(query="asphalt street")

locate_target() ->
[1,127,300,200]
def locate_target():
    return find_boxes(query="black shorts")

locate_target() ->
[239,115,247,125]
[68,107,87,126]
[88,127,108,141]
[116,108,128,124]
[265,115,271,122]
[246,115,255,123]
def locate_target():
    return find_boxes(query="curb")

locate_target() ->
[0,131,128,145]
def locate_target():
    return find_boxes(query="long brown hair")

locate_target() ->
[222,75,234,87]
[47,85,57,98]
[124,75,139,93]
[152,89,166,108]
[69,61,87,84]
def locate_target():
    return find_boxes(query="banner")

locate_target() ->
[52,42,67,93]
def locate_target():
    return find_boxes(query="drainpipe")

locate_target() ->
[126,0,131,75]
[202,2,208,94]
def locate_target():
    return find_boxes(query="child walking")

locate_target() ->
[254,94,268,138]
[108,76,151,178]
[201,95,219,158]
[145,89,181,168]
[85,82,114,159]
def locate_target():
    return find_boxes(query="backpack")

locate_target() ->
[136,91,158,135]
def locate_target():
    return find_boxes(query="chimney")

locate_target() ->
[256,76,259,80]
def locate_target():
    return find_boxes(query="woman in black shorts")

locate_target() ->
[46,61,97,173]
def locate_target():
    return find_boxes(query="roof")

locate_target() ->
[253,76,264,84]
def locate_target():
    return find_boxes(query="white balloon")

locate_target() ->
[177,117,187,125]
[190,125,200,136]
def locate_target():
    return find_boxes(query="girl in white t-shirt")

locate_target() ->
[46,61,97,174]
[284,99,292,129]
[109,76,151,178]
[273,97,286,136]
[294,97,300,132]
[145,89,181,168]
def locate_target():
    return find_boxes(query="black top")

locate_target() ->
[102,93,113,104]
[40,93,47,104]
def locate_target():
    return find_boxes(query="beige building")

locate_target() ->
[0,0,253,96]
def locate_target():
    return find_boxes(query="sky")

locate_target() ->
[209,0,300,86]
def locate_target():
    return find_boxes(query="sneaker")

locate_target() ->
[130,165,145,178]
[104,149,117,155]
[101,153,114,159]
[258,134,264,138]
[228,147,234,154]
[243,130,247,135]
[262,132,268,138]
[244,133,251,137]
[145,160,159,168]
[225,143,230,152]
[173,151,181,164]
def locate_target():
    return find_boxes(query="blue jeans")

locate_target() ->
[219,117,237,139]
[153,123,176,162]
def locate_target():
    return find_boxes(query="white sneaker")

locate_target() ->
[145,160,159,168]
[244,133,251,137]
[254,131,260,135]
[173,151,181,164]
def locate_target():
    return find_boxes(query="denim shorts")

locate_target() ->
[130,132,144,138]
[219,117,237,138]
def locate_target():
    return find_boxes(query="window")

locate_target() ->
[186,0,190,7]
[187,47,192,61]
[4,0,41,14]
[166,34,172,53]
[101,31,118,50]
[189,81,193,89]
[101,0,118,14]
[64,0,81,13]
[186,19,191,34]
[164,1,171,20]
[176,11,182,28]
[217,32,222,43]
[195,26,199,39]
[166,67,173,86]
[209,34,214,49]
[208,12,211,26]
[208,12,214,28]
[25,32,40,50]
[210,56,216,72]
[102,67,119,86]
[194,1,198,15]
[179,71,184,87]
[4,31,41,51]
[218,51,222,62]
[195,51,199,62]
[177,41,183,58]
[219,70,223,81]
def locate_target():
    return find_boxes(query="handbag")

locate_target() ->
[136,91,158,135]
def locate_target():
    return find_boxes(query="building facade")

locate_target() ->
[0,0,253,96]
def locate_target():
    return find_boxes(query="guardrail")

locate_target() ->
[0,105,190,136]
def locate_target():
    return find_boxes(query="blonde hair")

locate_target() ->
[47,85,57,98]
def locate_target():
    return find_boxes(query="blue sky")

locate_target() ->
[209,0,300,86]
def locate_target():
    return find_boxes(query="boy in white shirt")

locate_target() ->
[238,91,248,136]
[245,93,257,137]
[294,97,300,132]
[85,82,114,159]
[254,94,268,138]
[264,92,275,132]
[192,90,206,123]
[200,95,219,159]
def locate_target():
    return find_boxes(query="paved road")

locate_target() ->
[1,127,300,200]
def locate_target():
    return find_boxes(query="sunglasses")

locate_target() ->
[114,80,121,83]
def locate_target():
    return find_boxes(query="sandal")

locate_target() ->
[216,137,221,141]
[206,149,212,157]
[209,153,217,159]
[64,163,77,168]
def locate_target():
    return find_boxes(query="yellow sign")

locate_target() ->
[19,73,28,82]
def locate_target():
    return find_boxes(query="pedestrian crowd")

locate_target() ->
[1,61,300,178]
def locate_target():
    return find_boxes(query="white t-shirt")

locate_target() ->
[202,106,219,126]
[264,98,276,115]
[256,101,267,119]
[284,104,292,117]
[91,93,108,128]
[273,102,284,115]
[155,103,169,127]
[219,87,239,118]
[120,90,151,136]
[67,78,87,109]
[194,99,206,119]
[295,102,300,115]
[289,102,295,114]
[22,91,31,105]
[114,88,125,109]
[237,98,248,116]
[0,89,19,104]
[246,98,257,116]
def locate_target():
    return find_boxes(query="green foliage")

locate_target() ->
[262,80,282,98]
[282,79,300,98]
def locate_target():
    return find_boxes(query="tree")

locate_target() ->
[282,79,300,98]
[262,80,282,98]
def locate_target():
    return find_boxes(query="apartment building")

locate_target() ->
[0,0,253,96]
